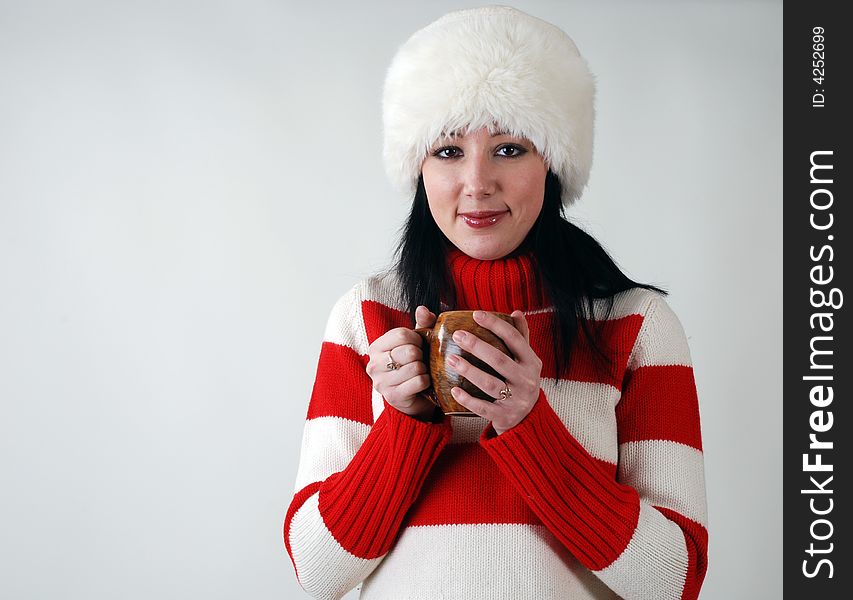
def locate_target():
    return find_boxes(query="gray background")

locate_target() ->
[0,1,781,598]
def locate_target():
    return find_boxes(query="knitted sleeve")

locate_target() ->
[480,294,708,600]
[283,283,453,600]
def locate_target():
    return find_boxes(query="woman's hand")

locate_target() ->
[447,310,542,435]
[366,305,437,421]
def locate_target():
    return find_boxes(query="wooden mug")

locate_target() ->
[415,310,517,416]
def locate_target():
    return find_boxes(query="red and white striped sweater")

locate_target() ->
[284,249,708,600]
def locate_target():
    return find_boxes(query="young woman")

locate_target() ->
[284,7,708,599]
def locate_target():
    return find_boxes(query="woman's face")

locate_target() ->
[421,126,548,260]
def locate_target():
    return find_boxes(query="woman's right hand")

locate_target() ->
[366,305,437,421]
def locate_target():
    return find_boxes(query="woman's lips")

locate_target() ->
[459,210,508,228]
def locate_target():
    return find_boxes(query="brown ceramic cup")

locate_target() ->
[415,310,517,416]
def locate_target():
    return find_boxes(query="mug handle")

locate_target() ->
[413,328,439,407]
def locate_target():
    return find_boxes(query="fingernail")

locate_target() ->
[447,354,459,367]
[451,387,460,397]
[453,330,467,343]
[473,310,486,320]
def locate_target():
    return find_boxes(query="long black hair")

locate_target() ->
[392,170,667,378]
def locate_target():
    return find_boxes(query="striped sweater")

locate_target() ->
[284,249,709,599]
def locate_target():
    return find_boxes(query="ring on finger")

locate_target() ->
[499,384,512,401]
[386,349,402,371]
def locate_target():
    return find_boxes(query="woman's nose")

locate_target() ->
[461,154,497,199]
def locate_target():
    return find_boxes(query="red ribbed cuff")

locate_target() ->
[480,389,640,570]
[317,403,452,559]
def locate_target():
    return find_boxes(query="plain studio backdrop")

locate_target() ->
[0,1,780,598]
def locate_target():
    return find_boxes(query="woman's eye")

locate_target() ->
[434,146,462,159]
[497,145,526,157]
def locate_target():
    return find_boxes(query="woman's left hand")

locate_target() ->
[447,310,543,435]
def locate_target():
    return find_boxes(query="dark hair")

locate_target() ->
[392,170,667,377]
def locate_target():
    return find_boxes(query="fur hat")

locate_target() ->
[382,5,596,206]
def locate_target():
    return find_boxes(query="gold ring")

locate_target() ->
[386,349,401,371]
[499,385,512,401]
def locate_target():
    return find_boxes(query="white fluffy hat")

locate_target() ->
[382,5,596,206]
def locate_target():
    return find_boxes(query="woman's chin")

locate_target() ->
[453,239,515,261]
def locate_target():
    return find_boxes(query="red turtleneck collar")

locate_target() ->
[443,247,550,313]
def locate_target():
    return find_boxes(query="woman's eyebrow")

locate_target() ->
[439,128,513,139]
